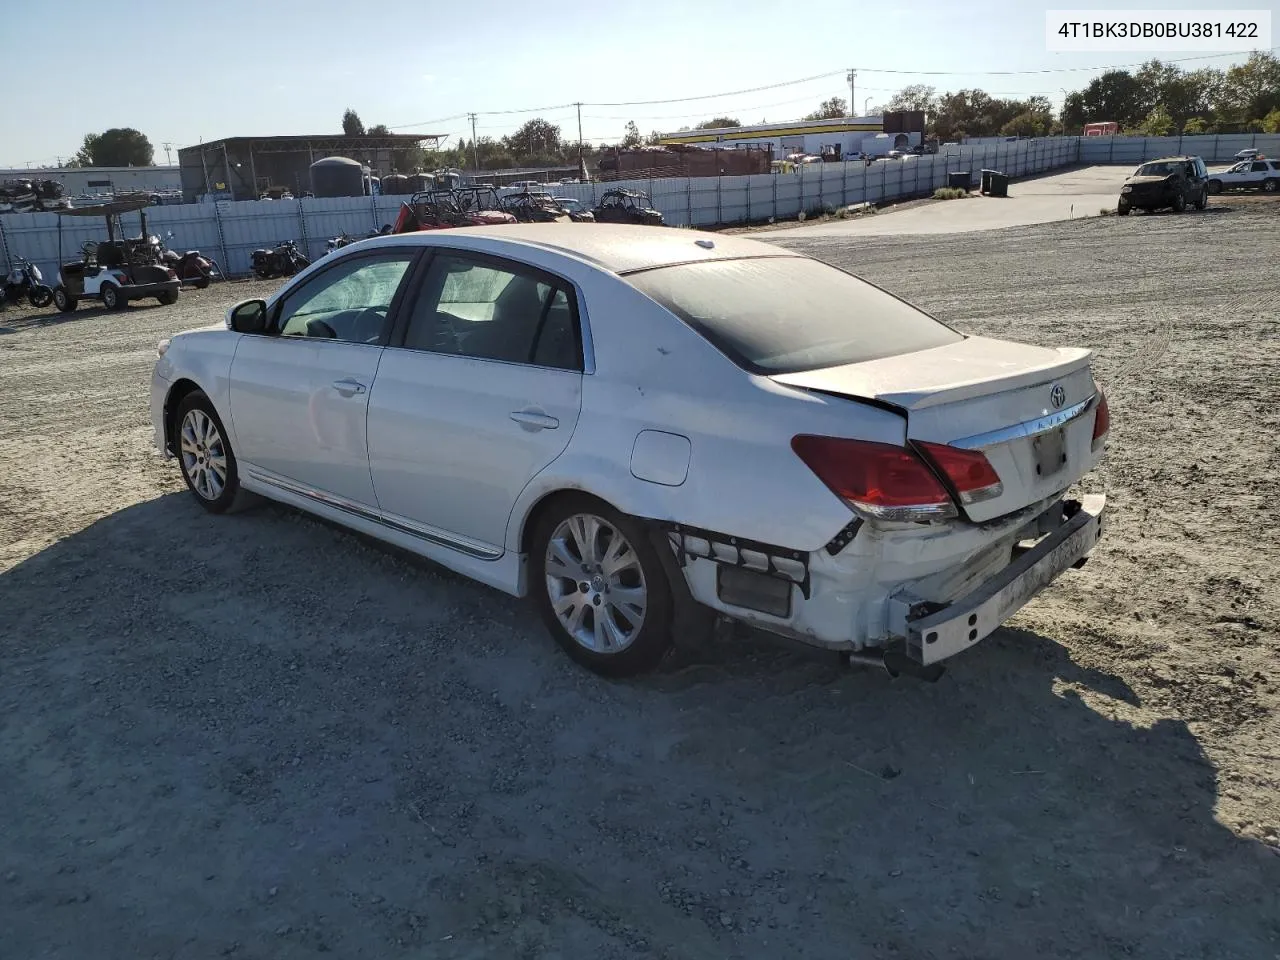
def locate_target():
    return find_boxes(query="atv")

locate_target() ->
[592,189,664,225]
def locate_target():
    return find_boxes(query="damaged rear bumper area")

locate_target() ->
[892,494,1105,664]
[667,494,1105,667]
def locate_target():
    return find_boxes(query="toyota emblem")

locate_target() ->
[1049,384,1066,409]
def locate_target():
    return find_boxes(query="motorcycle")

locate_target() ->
[251,240,310,279]
[323,224,393,257]
[1,256,54,310]
[159,232,219,289]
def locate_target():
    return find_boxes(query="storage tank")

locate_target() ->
[407,173,432,193]
[310,156,365,198]
[382,174,411,195]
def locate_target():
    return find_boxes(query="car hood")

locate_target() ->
[1125,174,1176,185]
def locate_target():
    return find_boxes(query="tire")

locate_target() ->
[1207,180,1222,195]
[100,282,123,310]
[253,263,272,280]
[1264,179,1278,194]
[174,391,247,514]
[1194,189,1207,210]
[28,284,53,308]
[157,290,179,305]
[529,495,674,677]
[194,276,210,289]
[1117,200,1130,216]
[1172,193,1187,212]
[53,286,77,312]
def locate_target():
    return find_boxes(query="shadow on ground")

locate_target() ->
[2,495,1277,959]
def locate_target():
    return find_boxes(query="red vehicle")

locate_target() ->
[391,190,515,233]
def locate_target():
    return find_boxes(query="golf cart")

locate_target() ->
[53,195,181,312]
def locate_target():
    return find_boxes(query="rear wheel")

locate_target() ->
[28,285,53,308]
[53,286,77,312]
[194,275,210,289]
[1194,189,1207,210]
[1264,179,1278,194]
[100,282,123,310]
[157,290,179,305]
[1172,193,1187,212]
[530,496,674,677]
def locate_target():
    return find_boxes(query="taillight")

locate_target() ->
[1092,390,1110,449]
[791,435,957,522]
[916,442,1003,505]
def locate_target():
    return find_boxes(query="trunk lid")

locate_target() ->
[774,336,1099,522]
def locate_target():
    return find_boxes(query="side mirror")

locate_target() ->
[227,298,267,334]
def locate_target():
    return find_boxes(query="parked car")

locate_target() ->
[1233,148,1259,161]
[553,197,596,222]
[152,224,1108,678]
[592,189,664,226]
[1206,158,1280,194]
[1117,156,1209,215]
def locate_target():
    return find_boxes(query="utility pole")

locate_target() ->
[162,142,173,166]
[468,113,479,172]
[575,101,584,166]
[846,69,856,116]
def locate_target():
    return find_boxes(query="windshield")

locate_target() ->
[626,256,962,374]
[1135,162,1180,177]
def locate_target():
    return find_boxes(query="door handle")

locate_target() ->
[332,378,367,397]
[509,409,559,430]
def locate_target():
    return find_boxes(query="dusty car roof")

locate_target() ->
[400,223,796,274]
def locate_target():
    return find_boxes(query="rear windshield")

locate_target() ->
[626,256,962,374]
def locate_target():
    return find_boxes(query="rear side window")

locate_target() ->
[625,256,962,374]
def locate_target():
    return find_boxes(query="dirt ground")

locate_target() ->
[1,202,1278,960]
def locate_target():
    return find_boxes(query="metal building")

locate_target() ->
[658,114,923,160]
[176,133,443,202]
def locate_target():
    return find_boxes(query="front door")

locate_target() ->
[367,250,584,556]
[228,250,417,510]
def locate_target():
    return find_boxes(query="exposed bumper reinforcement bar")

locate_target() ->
[904,494,1106,665]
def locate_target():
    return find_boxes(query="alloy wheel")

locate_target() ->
[544,513,648,654]
[180,408,228,501]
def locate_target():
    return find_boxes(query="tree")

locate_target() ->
[694,117,741,129]
[1219,51,1280,128]
[1136,106,1174,136]
[803,97,847,121]
[1263,108,1280,134]
[367,124,391,136]
[342,109,365,136]
[1183,116,1209,134]
[620,121,643,149]
[886,84,938,114]
[1073,70,1147,130]
[73,128,153,167]
[1061,91,1087,133]
[503,118,562,158]
[644,130,665,146]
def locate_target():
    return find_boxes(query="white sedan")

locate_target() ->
[152,224,1109,677]
[1207,158,1280,193]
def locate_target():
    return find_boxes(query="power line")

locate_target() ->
[855,47,1275,75]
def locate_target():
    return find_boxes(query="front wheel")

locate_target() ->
[174,391,247,514]
[1194,190,1207,210]
[194,275,211,289]
[1117,200,1131,216]
[100,282,123,310]
[529,496,674,677]
[1172,193,1187,212]
[157,290,179,305]
[28,284,54,308]
[253,262,272,280]
[1263,179,1278,194]
[53,286,77,312]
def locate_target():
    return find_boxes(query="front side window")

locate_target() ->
[1251,162,1269,172]
[402,253,581,370]
[626,255,962,374]
[274,254,414,343]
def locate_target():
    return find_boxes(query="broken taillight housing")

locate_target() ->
[1092,389,1110,449]
[791,435,958,522]
[916,441,1004,505]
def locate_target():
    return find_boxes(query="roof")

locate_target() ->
[366,223,795,275]
[660,115,883,145]
[177,133,439,152]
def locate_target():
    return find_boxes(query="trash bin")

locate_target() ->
[947,171,971,190]
[988,171,1010,198]
[980,169,996,193]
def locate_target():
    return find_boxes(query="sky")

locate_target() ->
[2,0,1274,168]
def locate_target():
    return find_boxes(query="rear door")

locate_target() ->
[228,249,418,509]
[366,249,584,556]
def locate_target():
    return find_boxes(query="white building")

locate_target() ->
[0,166,181,197]
[658,115,921,159]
